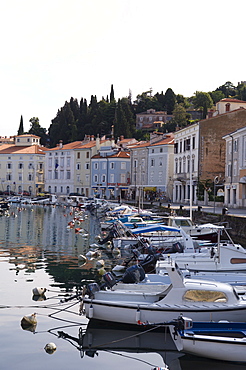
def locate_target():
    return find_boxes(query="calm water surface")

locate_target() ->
[0,205,246,370]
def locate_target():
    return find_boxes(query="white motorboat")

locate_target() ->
[130,223,246,272]
[170,316,246,363]
[83,259,246,325]
[167,216,219,243]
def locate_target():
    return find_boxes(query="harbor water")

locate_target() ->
[0,204,246,370]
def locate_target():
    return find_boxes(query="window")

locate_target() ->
[94,162,98,170]
[159,157,163,166]
[102,162,106,170]
[134,160,138,168]
[28,163,33,169]
[110,162,114,169]
[183,289,227,302]
[160,148,163,153]
[192,136,195,150]
[120,173,126,183]
[67,157,70,166]
[121,162,126,169]
[85,163,90,170]
[234,139,238,152]
[18,163,23,169]
[48,170,52,179]
[6,173,12,180]
[179,141,182,153]
[94,175,98,183]
[60,157,64,167]
[110,174,114,183]
[101,174,106,183]
[28,173,33,181]
[152,149,154,153]
[77,152,80,159]
[54,171,58,179]
[226,103,230,112]
[54,186,57,192]
[66,171,71,179]
[76,163,80,170]
[60,171,64,179]
[174,143,178,154]
[18,173,22,181]
[151,159,154,166]
[175,160,178,174]
[48,158,52,167]
[7,163,12,169]
[86,151,89,158]
[85,175,89,183]
[61,186,63,193]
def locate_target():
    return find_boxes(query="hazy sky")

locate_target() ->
[1,0,245,137]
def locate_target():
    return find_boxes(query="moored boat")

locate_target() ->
[83,259,246,325]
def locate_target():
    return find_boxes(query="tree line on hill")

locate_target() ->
[17,81,246,147]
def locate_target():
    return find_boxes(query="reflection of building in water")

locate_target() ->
[1,206,100,268]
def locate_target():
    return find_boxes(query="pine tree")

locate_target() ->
[18,115,24,135]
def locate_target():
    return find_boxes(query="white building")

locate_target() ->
[173,123,199,204]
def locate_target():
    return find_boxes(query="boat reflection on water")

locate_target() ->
[55,319,246,370]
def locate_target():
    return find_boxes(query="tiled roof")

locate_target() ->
[0,145,46,154]
[220,98,246,103]
[92,151,130,159]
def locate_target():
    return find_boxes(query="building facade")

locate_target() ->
[91,146,131,200]
[173,124,199,204]
[0,134,45,195]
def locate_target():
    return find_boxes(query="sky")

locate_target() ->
[1,0,245,137]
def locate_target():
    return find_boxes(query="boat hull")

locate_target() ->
[181,333,246,362]
[84,299,246,325]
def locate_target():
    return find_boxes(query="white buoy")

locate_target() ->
[44,342,57,354]
[32,287,46,296]
[21,313,37,328]
[89,243,99,249]
[96,259,105,268]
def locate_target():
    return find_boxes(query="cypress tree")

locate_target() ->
[110,84,115,103]
[18,115,24,135]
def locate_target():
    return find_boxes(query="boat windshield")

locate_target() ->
[183,289,227,302]
[174,219,192,227]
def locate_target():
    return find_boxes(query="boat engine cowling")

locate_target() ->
[121,264,145,284]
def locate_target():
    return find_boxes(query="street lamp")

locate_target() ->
[213,176,219,214]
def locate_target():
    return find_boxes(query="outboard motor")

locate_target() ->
[121,264,145,283]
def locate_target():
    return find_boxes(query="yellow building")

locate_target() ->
[0,134,46,195]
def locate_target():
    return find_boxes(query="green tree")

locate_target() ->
[216,81,236,98]
[172,104,187,128]
[192,91,213,119]
[164,88,176,114]
[28,117,47,145]
[110,84,115,103]
[209,90,225,104]
[18,115,24,135]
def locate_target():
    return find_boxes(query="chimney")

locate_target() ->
[59,140,63,148]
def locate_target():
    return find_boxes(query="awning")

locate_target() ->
[120,187,129,190]
[91,186,97,189]
[108,186,114,189]
[239,176,246,183]
[144,187,156,191]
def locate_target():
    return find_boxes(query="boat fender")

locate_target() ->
[32,287,47,296]
[88,304,93,319]
[136,308,141,322]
